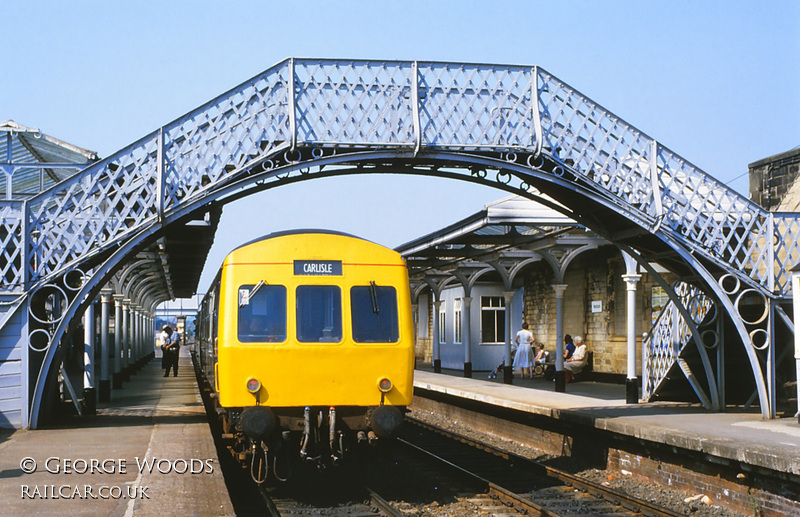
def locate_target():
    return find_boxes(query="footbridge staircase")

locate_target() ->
[1,58,798,427]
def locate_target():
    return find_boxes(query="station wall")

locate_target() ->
[0,300,26,428]
[520,247,677,376]
[413,246,678,377]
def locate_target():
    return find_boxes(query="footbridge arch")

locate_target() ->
[2,59,797,427]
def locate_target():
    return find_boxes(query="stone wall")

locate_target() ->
[521,246,676,376]
[414,245,679,375]
[748,148,800,210]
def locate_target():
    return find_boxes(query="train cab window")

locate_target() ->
[350,284,399,343]
[238,284,287,342]
[296,285,342,343]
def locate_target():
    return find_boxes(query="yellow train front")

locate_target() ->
[196,230,414,481]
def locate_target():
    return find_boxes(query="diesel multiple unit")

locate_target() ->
[195,230,414,482]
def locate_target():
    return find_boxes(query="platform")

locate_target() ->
[0,351,235,516]
[413,368,800,477]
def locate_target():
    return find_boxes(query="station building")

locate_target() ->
[400,194,677,382]
[400,145,800,413]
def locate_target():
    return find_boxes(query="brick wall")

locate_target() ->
[411,395,573,457]
[608,449,800,517]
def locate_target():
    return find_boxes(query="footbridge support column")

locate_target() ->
[623,274,641,404]
[793,270,800,424]
[147,314,154,360]
[553,284,567,392]
[121,300,131,380]
[132,306,141,369]
[82,304,96,415]
[462,297,472,378]
[432,300,442,373]
[113,294,123,389]
[503,291,514,384]
[98,290,112,403]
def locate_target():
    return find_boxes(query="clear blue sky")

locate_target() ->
[3,1,798,294]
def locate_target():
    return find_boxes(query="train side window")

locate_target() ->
[296,285,342,343]
[238,284,287,343]
[351,284,399,343]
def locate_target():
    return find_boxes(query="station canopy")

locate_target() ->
[397,194,609,288]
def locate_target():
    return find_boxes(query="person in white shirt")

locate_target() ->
[512,323,535,379]
[161,326,180,377]
[563,335,588,383]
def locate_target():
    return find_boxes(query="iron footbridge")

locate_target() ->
[1,58,797,427]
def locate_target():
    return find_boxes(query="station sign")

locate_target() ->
[294,260,343,276]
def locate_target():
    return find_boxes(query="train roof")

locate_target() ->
[230,229,376,253]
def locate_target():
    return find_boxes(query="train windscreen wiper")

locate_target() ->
[240,280,266,307]
[369,281,380,314]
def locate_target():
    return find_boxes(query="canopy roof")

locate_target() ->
[397,194,608,289]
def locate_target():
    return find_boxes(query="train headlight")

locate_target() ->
[378,377,393,393]
[246,377,261,394]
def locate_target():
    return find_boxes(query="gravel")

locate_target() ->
[407,406,748,517]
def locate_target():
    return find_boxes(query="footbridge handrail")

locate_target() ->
[9,59,799,297]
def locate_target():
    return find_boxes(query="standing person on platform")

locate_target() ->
[512,323,535,379]
[162,326,180,377]
[160,325,172,371]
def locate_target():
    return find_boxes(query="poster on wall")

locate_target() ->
[651,286,669,325]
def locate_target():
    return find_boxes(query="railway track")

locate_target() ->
[400,416,686,517]
[256,457,407,517]
[260,486,403,517]
[217,403,685,516]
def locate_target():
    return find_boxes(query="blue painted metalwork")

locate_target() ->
[0,58,795,427]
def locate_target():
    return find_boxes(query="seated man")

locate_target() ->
[563,336,588,383]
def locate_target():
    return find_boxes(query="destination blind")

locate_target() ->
[294,260,343,276]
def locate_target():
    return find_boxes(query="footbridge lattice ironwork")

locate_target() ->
[1,58,797,427]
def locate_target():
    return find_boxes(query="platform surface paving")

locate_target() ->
[0,352,235,517]
[414,369,800,476]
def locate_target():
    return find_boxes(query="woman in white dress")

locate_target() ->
[512,323,535,379]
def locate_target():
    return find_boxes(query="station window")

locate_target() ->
[350,283,399,343]
[297,285,342,342]
[481,296,505,344]
[238,284,286,342]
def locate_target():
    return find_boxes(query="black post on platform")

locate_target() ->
[463,362,472,378]
[555,370,566,392]
[626,378,639,404]
[82,387,96,416]
[433,359,441,373]
[98,380,111,403]
[503,365,513,384]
